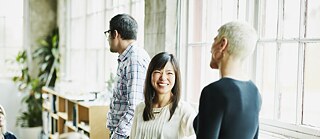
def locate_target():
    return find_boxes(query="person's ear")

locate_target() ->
[114,30,121,39]
[220,37,228,51]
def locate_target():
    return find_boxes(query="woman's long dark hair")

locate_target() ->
[143,52,181,121]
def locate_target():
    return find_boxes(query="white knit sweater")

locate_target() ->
[130,101,196,139]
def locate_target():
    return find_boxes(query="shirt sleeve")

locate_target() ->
[112,58,147,138]
[196,86,225,139]
[180,102,197,137]
[130,103,143,138]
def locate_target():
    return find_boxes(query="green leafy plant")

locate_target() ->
[12,28,60,127]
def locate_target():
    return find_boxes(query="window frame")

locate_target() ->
[178,0,320,138]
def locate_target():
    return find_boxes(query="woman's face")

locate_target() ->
[151,62,176,95]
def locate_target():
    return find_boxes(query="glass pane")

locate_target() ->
[186,44,219,104]
[70,18,85,49]
[86,13,104,49]
[306,0,320,38]
[5,18,23,47]
[0,17,4,46]
[0,48,4,77]
[0,0,4,16]
[4,48,21,77]
[87,0,104,14]
[256,43,277,120]
[283,0,300,39]
[221,0,237,23]
[85,49,105,92]
[104,49,118,81]
[303,43,320,128]
[188,0,203,43]
[204,0,220,42]
[259,0,278,39]
[69,50,86,85]
[71,0,85,18]
[0,0,23,17]
[278,43,299,123]
[131,1,145,44]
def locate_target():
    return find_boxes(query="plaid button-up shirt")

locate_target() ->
[107,43,150,139]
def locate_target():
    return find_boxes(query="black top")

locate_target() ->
[193,78,262,139]
[4,132,17,139]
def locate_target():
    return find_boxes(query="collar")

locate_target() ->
[117,42,137,62]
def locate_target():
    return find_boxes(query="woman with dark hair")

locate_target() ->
[130,52,196,139]
[0,105,17,139]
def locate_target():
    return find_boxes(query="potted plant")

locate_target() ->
[12,28,60,138]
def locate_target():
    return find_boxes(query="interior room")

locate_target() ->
[1,0,319,139]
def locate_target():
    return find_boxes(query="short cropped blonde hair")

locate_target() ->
[216,21,258,60]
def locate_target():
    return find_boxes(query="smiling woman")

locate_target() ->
[130,52,196,139]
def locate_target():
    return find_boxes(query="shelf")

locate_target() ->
[65,121,77,131]
[51,113,59,120]
[58,112,68,120]
[42,87,110,139]
[49,133,58,139]
[78,123,90,133]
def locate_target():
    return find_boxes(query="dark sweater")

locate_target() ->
[193,78,262,139]
[4,132,17,139]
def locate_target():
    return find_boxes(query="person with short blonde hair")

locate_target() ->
[193,21,262,139]
[0,105,17,139]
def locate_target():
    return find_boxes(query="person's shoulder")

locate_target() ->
[128,46,150,64]
[201,79,228,98]
[203,78,233,90]
[4,131,17,139]
[130,45,149,57]
[177,101,196,114]
[135,102,145,112]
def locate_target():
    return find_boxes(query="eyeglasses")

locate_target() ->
[104,30,112,37]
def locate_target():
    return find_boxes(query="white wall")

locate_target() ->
[0,79,23,135]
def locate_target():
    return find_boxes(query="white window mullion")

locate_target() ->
[296,0,306,126]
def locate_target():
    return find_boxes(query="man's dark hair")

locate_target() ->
[109,14,138,40]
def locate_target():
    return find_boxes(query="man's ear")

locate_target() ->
[220,37,228,51]
[114,30,121,39]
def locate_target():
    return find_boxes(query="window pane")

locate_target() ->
[186,44,219,104]
[0,17,4,46]
[278,43,299,124]
[69,50,85,83]
[87,0,104,14]
[0,0,23,17]
[204,0,220,42]
[283,0,300,39]
[5,18,23,47]
[86,13,104,49]
[256,43,277,120]
[306,0,320,38]
[221,0,238,22]
[85,49,105,91]
[259,0,278,39]
[188,0,203,43]
[70,18,85,49]
[303,43,320,128]
[3,48,21,77]
[71,0,85,18]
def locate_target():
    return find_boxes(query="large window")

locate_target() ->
[0,0,24,79]
[61,0,144,93]
[179,0,255,105]
[180,0,320,138]
[256,0,320,137]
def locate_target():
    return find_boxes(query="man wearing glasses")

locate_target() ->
[105,14,150,139]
